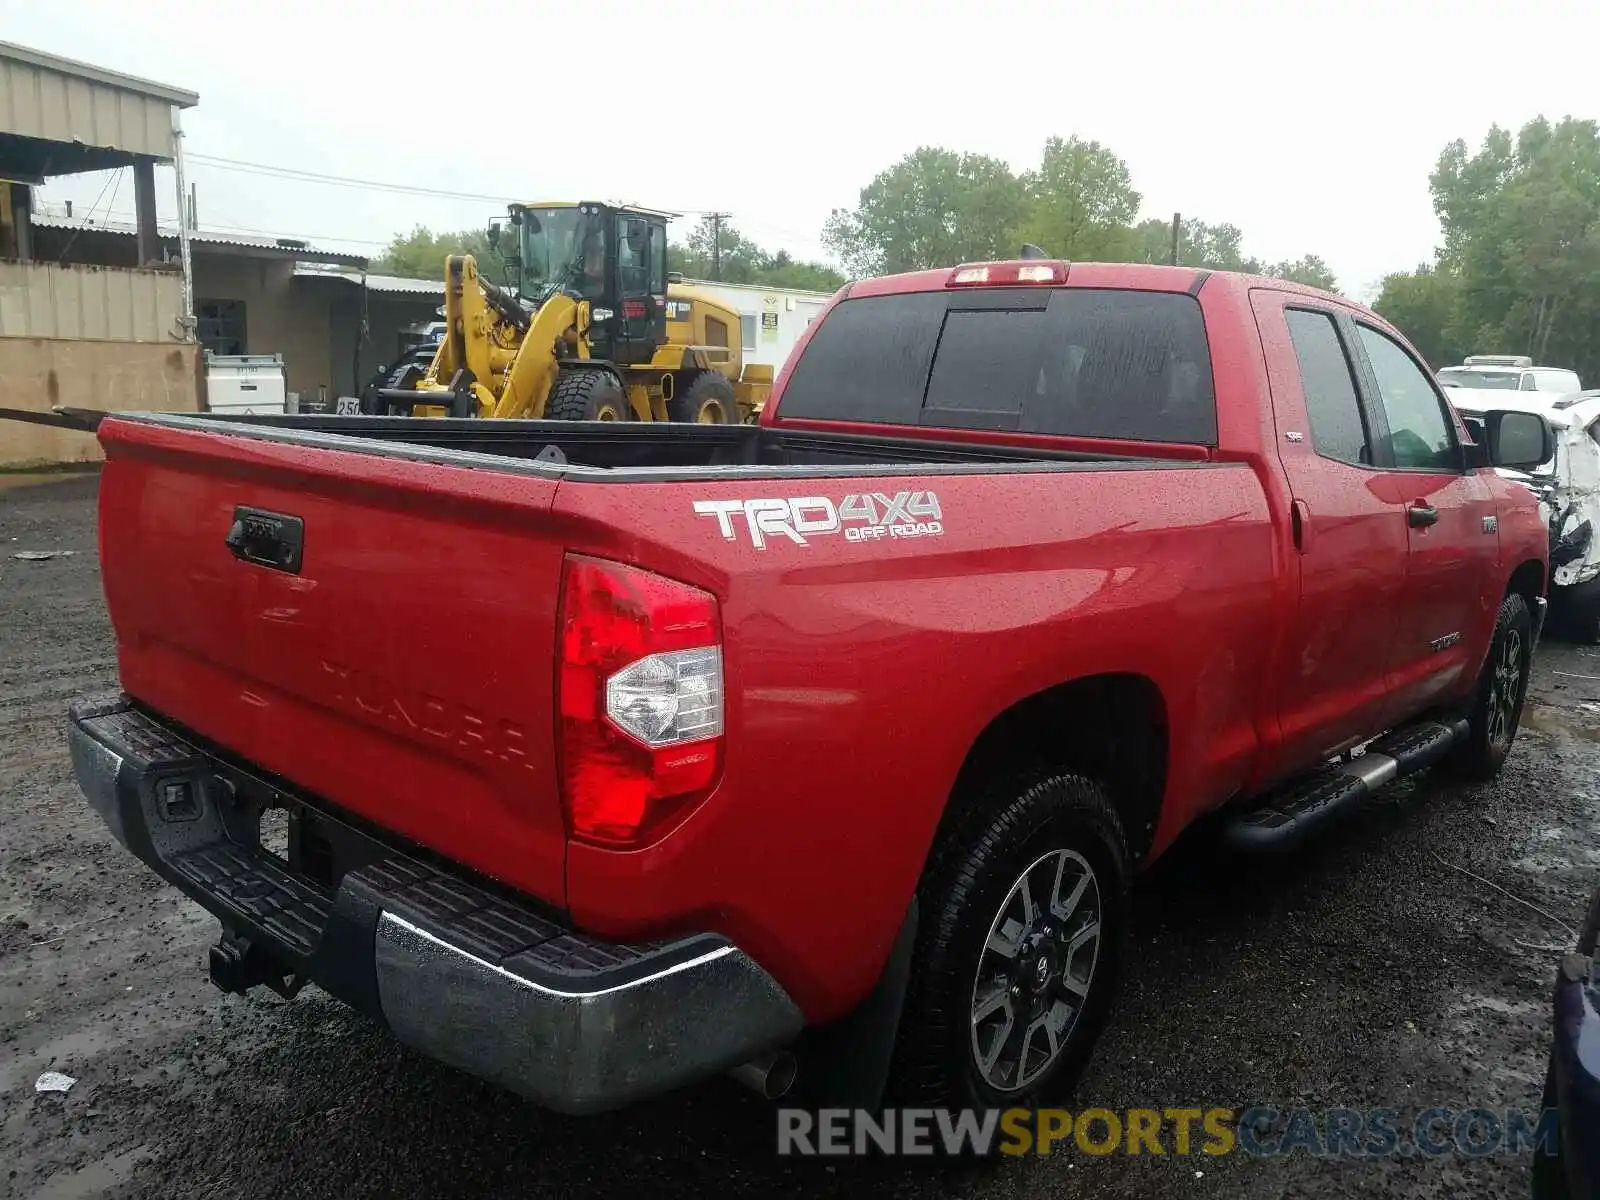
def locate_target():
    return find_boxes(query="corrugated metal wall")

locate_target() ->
[0,55,175,159]
[0,261,182,342]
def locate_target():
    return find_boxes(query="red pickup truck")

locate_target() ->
[67,260,1553,1116]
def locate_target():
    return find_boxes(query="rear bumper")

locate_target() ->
[67,694,802,1114]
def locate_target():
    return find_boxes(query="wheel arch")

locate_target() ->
[942,673,1170,865]
[1507,558,1545,606]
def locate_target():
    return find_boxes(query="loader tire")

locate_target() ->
[669,372,736,424]
[546,369,627,421]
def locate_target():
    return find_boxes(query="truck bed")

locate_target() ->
[131,411,1193,477]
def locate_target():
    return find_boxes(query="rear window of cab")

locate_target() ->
[777,288,1217,445]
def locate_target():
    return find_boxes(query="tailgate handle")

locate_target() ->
[225,507,305,573]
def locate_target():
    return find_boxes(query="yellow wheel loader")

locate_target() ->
[373,202,773,423]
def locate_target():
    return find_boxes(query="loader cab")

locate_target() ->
[507,202,670,367]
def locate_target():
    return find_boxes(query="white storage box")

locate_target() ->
[204,353,287,416]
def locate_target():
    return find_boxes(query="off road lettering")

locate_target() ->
[693,491,945,549]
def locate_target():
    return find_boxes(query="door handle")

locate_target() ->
[1407,502,1439,529]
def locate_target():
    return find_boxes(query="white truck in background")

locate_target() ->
[1436,354,1581,396]
[1439,357,1600,640]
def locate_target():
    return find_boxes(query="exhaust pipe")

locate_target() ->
[731,1051,797,1100]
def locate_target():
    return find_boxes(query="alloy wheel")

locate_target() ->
[1488,626,1524,748]
[969,848,1102,1092]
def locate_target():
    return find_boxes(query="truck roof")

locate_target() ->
[844,259,1370,312]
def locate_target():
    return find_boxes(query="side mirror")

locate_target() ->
[487,221,501,252]
[1480,409,1555,471]
[1460,415,1489,468]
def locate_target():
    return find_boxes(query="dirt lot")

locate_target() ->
[2,471,1597,1200]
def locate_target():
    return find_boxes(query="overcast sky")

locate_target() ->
[7,0,1599,300]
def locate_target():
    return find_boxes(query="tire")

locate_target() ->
[889,773,1129,1111]
[668,372,736,424]
[545,369,628,421]
[1531,1062,1571,1200]
[1443,592,1533,782]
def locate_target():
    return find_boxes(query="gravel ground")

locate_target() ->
[2,471,1596,1200]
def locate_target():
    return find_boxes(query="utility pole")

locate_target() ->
[1170,212,1182,267]
[707,211,732,281]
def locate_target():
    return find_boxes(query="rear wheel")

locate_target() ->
[669,372,736,424]
[889,772,1128,1110]
[1443,592,1533,781]
[546,369,627,421]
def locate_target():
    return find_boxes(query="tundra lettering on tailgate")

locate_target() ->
[320,659,536,769]
[693,491,945,550]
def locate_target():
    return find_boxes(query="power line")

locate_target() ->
[55,167,124,265]
[90,152,826,260]
[705,212,732,281]
[185,153,739,223]
[187,154,516,205]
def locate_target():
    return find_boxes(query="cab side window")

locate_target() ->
[1356,325,1459,470]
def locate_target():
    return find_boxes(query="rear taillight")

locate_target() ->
[947,260,1068,287]
[557,555,724,847]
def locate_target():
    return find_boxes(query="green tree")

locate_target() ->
[1017,136,1141,261]
[1373,264,1467,369]
[375,225,511,286]
[1428,117,1600,379]
[669,218,845,291]
[756,249,845,292]
[1260,255,1339,292]
[679,215,766,283]
[822,146,1029,275]
[1132,216,1250,269]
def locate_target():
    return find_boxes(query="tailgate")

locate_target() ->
[96,416,570,907]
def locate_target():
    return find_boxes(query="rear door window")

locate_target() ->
[1284,308,1370,465]
[778,288,1217,444]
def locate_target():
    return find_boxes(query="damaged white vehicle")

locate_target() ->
[1445,386,1600,640]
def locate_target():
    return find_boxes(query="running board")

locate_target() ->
[1223,717,1468,853]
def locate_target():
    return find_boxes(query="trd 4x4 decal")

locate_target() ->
[693,491,944,549]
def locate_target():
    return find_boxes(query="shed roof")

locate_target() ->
[0,41,197,108]
[30,213,368,267]
[0,40,197,173]
[292,265,444,296]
